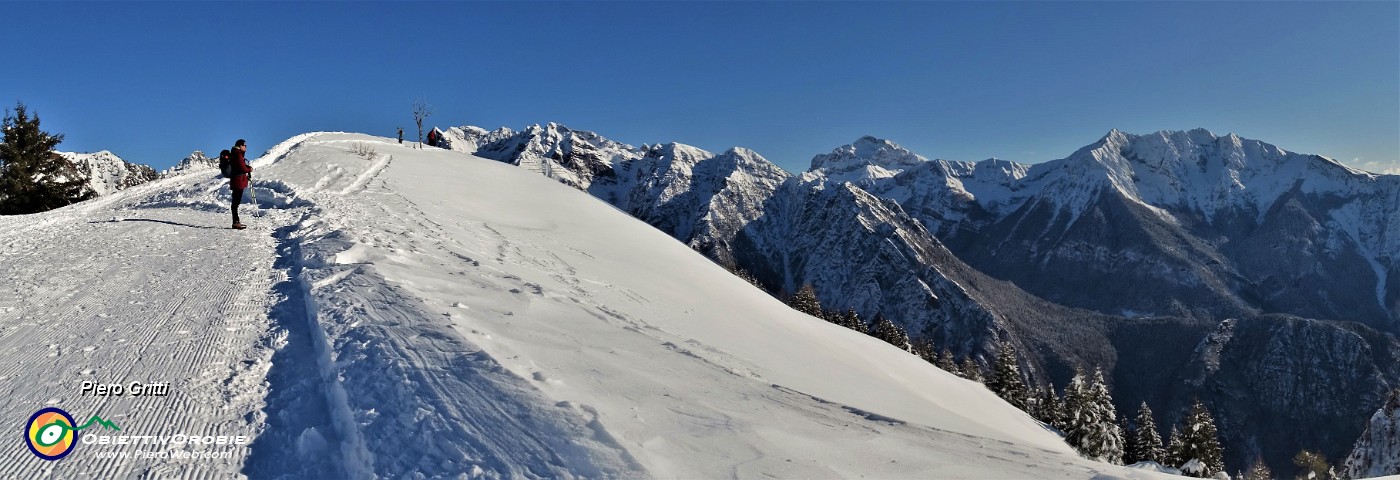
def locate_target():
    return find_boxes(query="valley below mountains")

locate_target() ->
[441,123,1400,475]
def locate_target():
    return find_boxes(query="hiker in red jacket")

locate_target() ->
[229,139,253,229]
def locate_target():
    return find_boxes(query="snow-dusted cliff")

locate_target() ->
[55,150,159,196]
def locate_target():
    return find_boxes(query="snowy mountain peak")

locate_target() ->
[810,136,926,172]
[56,150,159,196]
[808,136,928,185]
[641,141,714,165]
[1101,128,1129,145]
[850,135,902,156]
[721,146,767,164]
[1046,127,1396,221]
[162,150,218,177]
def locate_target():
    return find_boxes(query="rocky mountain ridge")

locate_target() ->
[55,150,159,197]
[441,123,1400,475]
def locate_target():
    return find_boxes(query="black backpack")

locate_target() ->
[219,149,234,178]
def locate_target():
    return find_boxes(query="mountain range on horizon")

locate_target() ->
[49,124,1400,476]
[435,123,1399,475]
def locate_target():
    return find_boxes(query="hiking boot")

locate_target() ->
[232,223,247,230]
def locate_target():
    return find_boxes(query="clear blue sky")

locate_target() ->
[3,1,1396,174]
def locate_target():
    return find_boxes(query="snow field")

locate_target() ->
[253,133,1173,478]
[0,173,286,478]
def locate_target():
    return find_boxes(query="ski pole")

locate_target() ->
[249,173,259,216]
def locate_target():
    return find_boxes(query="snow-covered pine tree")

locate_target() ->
[1062,368,1124,464]
[787,284,824,318]
[1062,371,1091,451]
[910,337,936,363]
[1125,401,1164,465]
[1122,416,1140,464]
[868,314,910,351]
[1118,416,1133,462]
[936,348,960,375]
[1033,383,1063,428]
[0,102,91,214]
[1176,399,1225,477]
[1026,386,1044,420]
[841,309,869,332]
[1164,428,1187,473]
[1166,425,1186,469]
[987,340,1029,410]
[960,357,983,383]
[1243,455,1272,480]
[1087,368,1125,464]
[725,265,764,290]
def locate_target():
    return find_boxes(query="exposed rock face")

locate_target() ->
[1159,316,1400,474]
[162,151,218,177]
[56,150,159,196]
[1344,389,1400,479]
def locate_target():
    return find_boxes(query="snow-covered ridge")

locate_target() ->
[807,135,929,184]
[440,123,793,264]
[851,128,1395,223]
[841,128,1399,261]
[55,150,158,196]
[1067,128,1393,220]
[160,151,217,177]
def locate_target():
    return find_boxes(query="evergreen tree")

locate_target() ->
[1243,455,1272,480]
[1063,368,1124,464]
[1123,419,1140,464]
[960,357,983,383]
[1034,383,1064,428]
[1166,425,1186,469]
[726,265,764,290]
[1063,371,1091,445]
[1118,416,1134,462]
[868,313,910,351]
[787,284,824,318]
[1125,402,1164,465]
[936,348,960,375]
[1025,386,1044,419]
[840,308,869,332]
[1086,368,1125,464]
[1175,399,1225,477]
[986,341,1029,410]
[910,337,937,363]
[0,102,90,214]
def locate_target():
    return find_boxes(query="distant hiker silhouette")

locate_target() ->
[397,127,404,144]
[228,139,252,229]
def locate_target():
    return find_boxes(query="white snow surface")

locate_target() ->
[0,132,1176,479]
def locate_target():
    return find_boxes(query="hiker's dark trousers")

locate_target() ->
[231,187,244,225]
